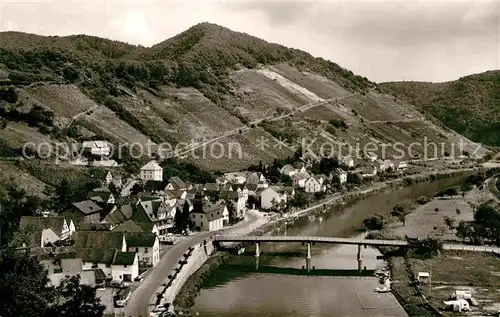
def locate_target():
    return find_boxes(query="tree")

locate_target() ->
[290,191,308,208]
[363,214,385,231]
[0,250,105,317]
[0,249,52,317]
[443,216,456,233]
[181,201,191,231]
[391,204,408,226]
[227,203,238,224]
[347,173,362,185]
[456,220,472,242]
[444,187,458,198]
[412,238,443,259]
[52,275,105,317]
[55,178,73,209]
[174,208,183,233]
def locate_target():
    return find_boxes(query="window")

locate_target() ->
[124,265,127,268]
[145,248,148,253]
[136,247,139,252]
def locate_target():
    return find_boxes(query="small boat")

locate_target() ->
[237,247,245,255]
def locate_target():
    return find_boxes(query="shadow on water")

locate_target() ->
[222,264,376,277]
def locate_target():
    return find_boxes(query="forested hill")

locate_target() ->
[381,71,500,147]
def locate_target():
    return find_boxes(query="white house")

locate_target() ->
[304,177,323,193]
[82,141,111,157]
[377,159,395,172]
[219,191,246,220]
[341,156,354,168]
[332,168,347,184]
[292,172,310,188]
[111,252,139,283]
[260,187,287,210]
[190,202,226,231]
[224,172,247,184]
[280,164,296,176]
[396,161,408,171]
[140,160,163,182]
[125,233,160,267]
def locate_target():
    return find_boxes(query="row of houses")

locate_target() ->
[19,216,160,284]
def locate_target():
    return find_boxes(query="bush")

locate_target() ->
[363,214,386,231]
[416,196,431,205]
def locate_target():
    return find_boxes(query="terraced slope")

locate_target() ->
[0,23,489,174]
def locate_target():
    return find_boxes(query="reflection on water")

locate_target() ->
[190,176,467,317]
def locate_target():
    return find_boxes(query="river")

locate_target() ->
[189,176,467,317]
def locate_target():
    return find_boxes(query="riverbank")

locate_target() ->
[171,168,477,315]
[372,179,500,316]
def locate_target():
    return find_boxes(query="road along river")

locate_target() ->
[188,175,468,317]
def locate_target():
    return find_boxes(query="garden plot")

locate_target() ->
[270,64,350,99]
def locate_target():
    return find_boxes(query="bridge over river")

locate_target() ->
[214,235,500,272]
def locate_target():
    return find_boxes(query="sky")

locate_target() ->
[0,0,499,83]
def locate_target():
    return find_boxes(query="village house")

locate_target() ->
[102,204,134,228]
[280,164,296,176]
[332,168,348,184]
[377,159,395,172]
[71,200,103,223]
[125,232,160,267]
[292,172,310,188]
[82,140,111,157]
[140,160,163,182]
[190,193,226,231]
[341,156,354,168]
[19,216,76,247]
[245,172,266,185]
[111,252,139,283]
[92,170,123,189]
[360,165,378,178]
[165,176,187,191]
[72,231,139,282]
[396,161,408,171]
[260,187,288,210]
[86,187,115,205]
[304,177,323,193]
[219,190,246,220]
[224,172,247,184]
[215,176,228,185]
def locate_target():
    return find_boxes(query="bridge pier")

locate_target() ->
[357,244,363,272]
[255,242,260,270]
[306,242,312,273]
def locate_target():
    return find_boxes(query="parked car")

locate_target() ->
[134,275,144,282]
